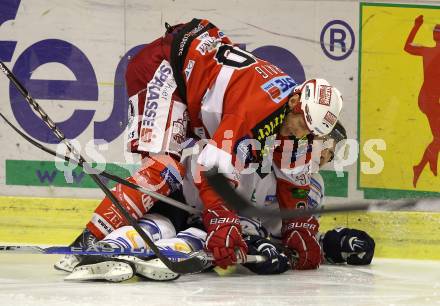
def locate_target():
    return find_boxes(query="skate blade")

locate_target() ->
[135,258,180,281]
[65,261,134,282]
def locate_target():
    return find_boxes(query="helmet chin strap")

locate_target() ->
[290,101,314,136]
[292,102,303,114]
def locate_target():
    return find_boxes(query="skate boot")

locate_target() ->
[54,229,99,272]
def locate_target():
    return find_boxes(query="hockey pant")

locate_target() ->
[100,213,206,254]
[86,155,185,240]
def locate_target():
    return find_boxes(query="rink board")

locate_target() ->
[1,196,439,260]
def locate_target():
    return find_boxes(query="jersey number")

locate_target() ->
[215,45,256,69]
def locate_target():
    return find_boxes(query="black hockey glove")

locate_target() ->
[243,235,290,275]
[322,227,375,265]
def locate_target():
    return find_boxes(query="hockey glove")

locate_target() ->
[282,216,321,270]
[322,227,375,265]
[243,235,290,275]
[203,206,248,269]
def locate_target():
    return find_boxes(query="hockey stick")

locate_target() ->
[205,168,421,219]
[0,245,188,258]
[0,112,199,215]
[0,61,203,274]
[0,245,266,264]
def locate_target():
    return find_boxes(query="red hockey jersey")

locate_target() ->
[169,19,312,212]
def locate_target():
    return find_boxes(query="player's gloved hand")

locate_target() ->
[322,227,375,265]
[203,206,248,269]
[243,235,291,275]
[282,216,321,270]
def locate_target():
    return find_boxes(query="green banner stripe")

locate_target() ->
[361,2,440,10]
[320,170,348,198]
[5,160,349,197]
[6,159,134,189]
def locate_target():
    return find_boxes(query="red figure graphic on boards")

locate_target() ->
[404,15,440,188]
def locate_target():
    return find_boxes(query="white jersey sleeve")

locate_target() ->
[308,172,325,210]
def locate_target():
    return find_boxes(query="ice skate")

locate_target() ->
[65,255,135,282]
[54,254,80,273]
[65,255,179,282]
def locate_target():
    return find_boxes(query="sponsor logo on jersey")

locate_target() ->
[140,127,153,144]
[141,62,173,133]
[295,201,307,209]
[165,101,188,156]
[323,111,337,128]
[128,98,135,126]
[265,195,277,203]
[171,117,187,146]
[184,60,195,81]
[318,85,332,106]
[251,106,287,158]
[250,189,257,203]
[160,166,182,193]
[294,172,309,186]
[261,76,297,103]
[178,23,205,56]
[126,95,139,143]
[138,60,176,152]
[307,197,319,209]
[291,188,309,199]
[97,218,112,233]
[196,32,219,55]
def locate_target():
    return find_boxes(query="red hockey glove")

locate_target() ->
[282,216,321,270]
[203,206,248,269]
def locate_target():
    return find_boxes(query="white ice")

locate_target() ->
[0,254,439,306]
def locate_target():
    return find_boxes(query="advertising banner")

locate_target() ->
[359,3,440,198]
[0,0,358,199]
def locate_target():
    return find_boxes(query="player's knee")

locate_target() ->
[139,213,176,241]
[101,225,151,249]
[155,227,206,253]
[176,227,207,251]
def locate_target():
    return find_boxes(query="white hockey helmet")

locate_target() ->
[295,78,343,136]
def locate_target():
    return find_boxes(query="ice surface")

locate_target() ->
[0,254,439,306]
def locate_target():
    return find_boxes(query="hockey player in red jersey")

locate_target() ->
[60,18,343,273]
